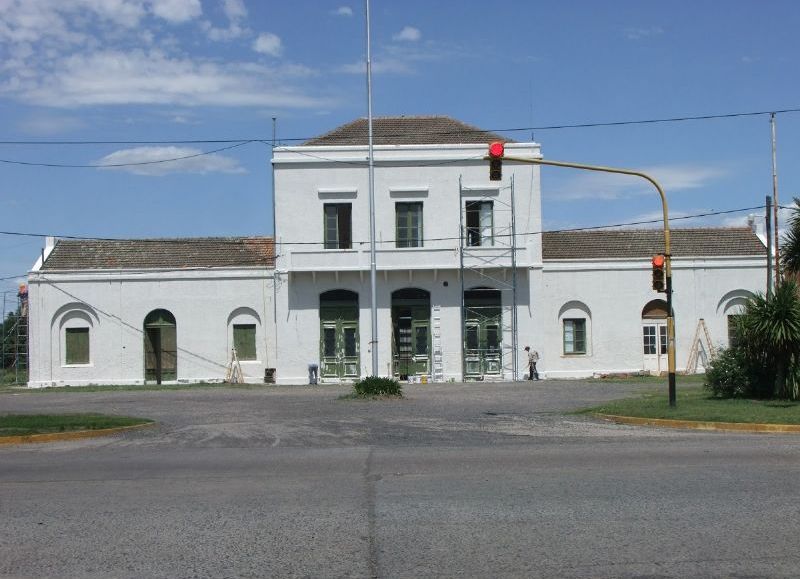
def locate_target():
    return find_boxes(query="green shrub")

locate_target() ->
[352,376,403,398]
[704,347,752,398]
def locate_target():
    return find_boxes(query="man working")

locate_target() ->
[524,346,539,380]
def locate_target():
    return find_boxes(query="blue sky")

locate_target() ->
[1,0,799,295]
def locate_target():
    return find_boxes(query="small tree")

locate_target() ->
[736,280,800,399]
[782,197,800,276]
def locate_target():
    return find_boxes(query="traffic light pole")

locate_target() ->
[497,155,677,407]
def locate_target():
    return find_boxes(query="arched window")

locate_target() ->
[52,303,98,367]
[718,290,754,347]
[641,300,668,359]
[227,307,262,361]
[558,301,592,356]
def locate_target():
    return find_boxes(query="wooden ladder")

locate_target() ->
[686,319,715,374]
[225,348,244,384]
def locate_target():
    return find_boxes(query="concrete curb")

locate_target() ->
[596,414,800,434]
[0,421,156,445]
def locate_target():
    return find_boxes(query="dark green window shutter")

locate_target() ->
[396,202,423,248]
[233,324,257,361]
[65,327,89,365]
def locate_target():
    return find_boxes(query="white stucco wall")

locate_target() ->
[27,269,275,387]
[537,256,767,378]
[271,141,542,384]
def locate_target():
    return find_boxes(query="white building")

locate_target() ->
[27,238,275,387]
[26,116,767,387]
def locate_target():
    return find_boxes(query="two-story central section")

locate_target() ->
[272,116,542,384]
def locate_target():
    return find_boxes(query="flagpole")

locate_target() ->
[366,0,379,376]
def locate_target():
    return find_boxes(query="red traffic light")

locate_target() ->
[488,141,505,158]
[652,254,665,268]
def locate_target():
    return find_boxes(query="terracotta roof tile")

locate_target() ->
[542,228,766,260]
[303,116,511,146]
[41,237,274,270]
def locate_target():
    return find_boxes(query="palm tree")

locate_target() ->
[737,280,800,399]
[781,197,800,277]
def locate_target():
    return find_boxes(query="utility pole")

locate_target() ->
[766,195,773,296]
[771,113,781,286]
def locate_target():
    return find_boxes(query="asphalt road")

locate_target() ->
[1,381,799,578]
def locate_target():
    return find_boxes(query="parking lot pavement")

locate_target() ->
[2,381,800,578]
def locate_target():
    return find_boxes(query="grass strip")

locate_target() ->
[576,386,800,425]
[0,414,153,437]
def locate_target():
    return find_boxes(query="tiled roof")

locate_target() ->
[41,237,274,270]
[303,116,511,146]
[543,228,766,260]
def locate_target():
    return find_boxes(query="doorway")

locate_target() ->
[320,290,360,381]
[463,288,502,379]
[642,300,668,375]
[391,288,431,379]
[144,309,177,384]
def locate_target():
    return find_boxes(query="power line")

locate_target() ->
[0,141,253,169]
[0,106,798,148]
[0,204,766,247]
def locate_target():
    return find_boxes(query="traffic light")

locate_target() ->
[652,254,666,292]
[488,141,504,181]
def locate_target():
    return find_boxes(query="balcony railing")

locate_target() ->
[282,245,529,272]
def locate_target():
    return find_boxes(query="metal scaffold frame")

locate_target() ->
[1,286,28,385]
[459,175,519,381]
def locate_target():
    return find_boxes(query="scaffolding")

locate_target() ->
[459,175,519,381]
[1,285,28,385]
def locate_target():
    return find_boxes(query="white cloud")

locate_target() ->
[149,0,202,23]
[741,55,758,64]
[2,49,325,108]
[222,0,247,20]
[548,164,728,201]
[253,32,283,57]
[95,146,246,176]
[393,26,421,42]
[624,26,664,40]
[202,0,248,41]
[333,6,353,17]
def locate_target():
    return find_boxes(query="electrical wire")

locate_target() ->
[1,106,800,147]
[0,141,253,169]
[0,204,767,247]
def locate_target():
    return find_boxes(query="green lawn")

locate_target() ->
[0,414,153,437]
[577,385,800,424]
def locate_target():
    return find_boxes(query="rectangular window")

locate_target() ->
[643,325,667,355]
[343,327,357,357]
[324,203,352,249]
[643,325,656,355]
[563,319,586,355]
[486,325,500,353]
[65,327,89,365]
[465,325,479,350]
[465,201,493,247]
[396,202,423,248]
[414,325,428,356]
[233,324,257,361]
[323,327,336,357]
